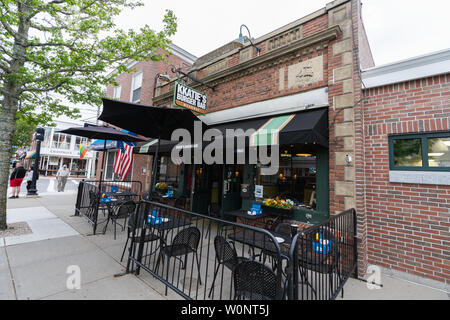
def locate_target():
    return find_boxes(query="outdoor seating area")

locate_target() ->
[74,182,357,300]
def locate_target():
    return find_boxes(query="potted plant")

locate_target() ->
[155,182,169,194]
[262,198,294,216]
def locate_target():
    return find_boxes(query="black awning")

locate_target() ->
[211,107,328,148]
[134,107,329,154]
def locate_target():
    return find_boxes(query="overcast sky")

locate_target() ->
[115,0,450,67]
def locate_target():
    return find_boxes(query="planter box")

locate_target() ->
[262,205,293,216]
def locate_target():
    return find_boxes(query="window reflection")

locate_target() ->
[428,137,450,167]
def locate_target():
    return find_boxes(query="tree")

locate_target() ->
[12,117,37,152]
[0,0,177,230]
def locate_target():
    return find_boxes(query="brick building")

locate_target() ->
[361,49,450,290]
[152,0,375,278]
[101,0,449,290]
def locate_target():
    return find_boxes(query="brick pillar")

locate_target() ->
[328,0,367,277]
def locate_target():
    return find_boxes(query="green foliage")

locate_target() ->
[0,0,178,123]
[12,116,37,149]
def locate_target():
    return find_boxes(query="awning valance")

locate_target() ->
[134,107,328,154]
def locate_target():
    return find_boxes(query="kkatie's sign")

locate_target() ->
[173,82,207,114]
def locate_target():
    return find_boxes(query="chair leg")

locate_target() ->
[103,216,110,234]
[208,264,221,298]
[165,256,170,296]
[195,252,202,285]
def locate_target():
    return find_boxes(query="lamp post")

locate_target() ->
[233,24,261,54]
[27,127,44,196]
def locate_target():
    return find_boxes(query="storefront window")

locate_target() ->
[75,136,89,150]
[258,150,317,210]
[157,156,181,189]
[71,159,87,176]
[52,133,71,150]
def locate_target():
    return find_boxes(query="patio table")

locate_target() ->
[228,229,291,257]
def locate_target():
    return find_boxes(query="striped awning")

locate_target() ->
[25,151,36,159]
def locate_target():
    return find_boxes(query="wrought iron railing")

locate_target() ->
[288,208,357,300]
[124,201,357,300]
[126,201,288,300]
[74,180,142,234]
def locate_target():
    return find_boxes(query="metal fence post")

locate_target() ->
[74,180,84,216]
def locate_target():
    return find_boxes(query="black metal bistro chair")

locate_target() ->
[233,260,280,300]
[158,227,202,295]
[208,235,248,297]
[120,208,160,262]
[174,197,187,210]
[297,229,342,299]
[260,222,291,271]
[103,200,136,240]
[87,189,108,219]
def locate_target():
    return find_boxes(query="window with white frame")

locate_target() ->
[131,72,143,103]
[113,85,121,100]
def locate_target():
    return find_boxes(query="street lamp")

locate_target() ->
[233,24,261,54]
[27,127,44,196]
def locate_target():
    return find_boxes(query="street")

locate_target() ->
[7,176,81,197]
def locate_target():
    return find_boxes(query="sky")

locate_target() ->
[114,0,450,67]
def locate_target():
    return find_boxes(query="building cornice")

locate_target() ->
[362,48,450,89]
[154,26,340,104]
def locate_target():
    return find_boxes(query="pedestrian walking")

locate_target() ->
[25,166,39,192]
[56,164,70,192]
[9,162,26,198]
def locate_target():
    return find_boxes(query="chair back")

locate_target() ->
[214,235,238,267]
[233,260,278,300]
[115,201,136,219]
[172,227,201,252]
[89,189,99,205]
[274,222,291,239]
[300,228,339,271]
[174,197,186,209]
[128,209,146,231]
[208,203,221,218]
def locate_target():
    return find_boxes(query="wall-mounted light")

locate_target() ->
[233,24,261,55]
[345,154,353,165]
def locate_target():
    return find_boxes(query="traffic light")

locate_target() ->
[35,127,45,141]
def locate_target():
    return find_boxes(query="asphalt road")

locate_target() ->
[7,176,81,196]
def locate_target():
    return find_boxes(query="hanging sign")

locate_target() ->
[173,81,207,114]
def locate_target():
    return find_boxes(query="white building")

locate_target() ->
[37,109,98,178]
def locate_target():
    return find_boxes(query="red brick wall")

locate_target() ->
[101,53,193,188]
[105,53,191,105]
[363,74,450,285]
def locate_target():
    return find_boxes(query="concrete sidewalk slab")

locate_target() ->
[338,275,449,300]
[8,236,127,300]
[1,207,78,247]
[0,247,16,300]
[43,274,165,300]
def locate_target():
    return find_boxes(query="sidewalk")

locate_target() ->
[1,194,448,300]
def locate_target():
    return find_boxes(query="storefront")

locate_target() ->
[39,126,94,177]
[135,104,330,224]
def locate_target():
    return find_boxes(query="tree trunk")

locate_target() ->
[0,106,17,230]
[0,1,30,230]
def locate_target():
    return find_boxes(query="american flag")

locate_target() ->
[113,141,134,181]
